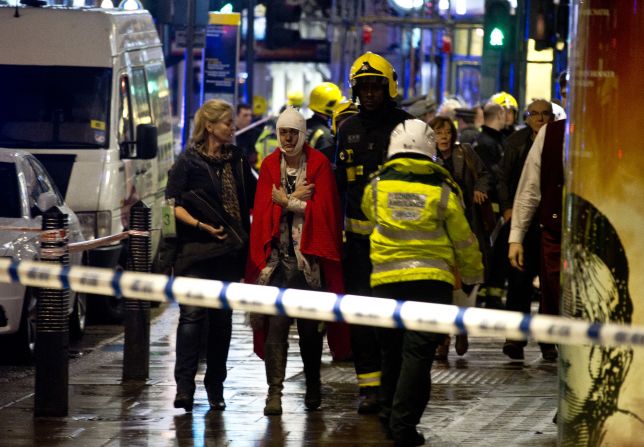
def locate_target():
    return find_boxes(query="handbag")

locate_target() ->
[173,189,248,275]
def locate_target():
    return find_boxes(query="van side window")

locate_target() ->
[145,63,172,135]
[131,68,152,126]
[118,75,135,157]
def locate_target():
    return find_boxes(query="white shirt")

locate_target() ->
[508,124,546,244]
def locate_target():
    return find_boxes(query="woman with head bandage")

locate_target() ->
[246,107,348,416]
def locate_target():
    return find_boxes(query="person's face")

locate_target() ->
[356,77,386,111]
[278,127,300,152]
[434,123,452,152]
[525,102,553,134]
[208,113,235,144]
[474,107,484,128]
[236,108,252,129]
[504,108,516,127]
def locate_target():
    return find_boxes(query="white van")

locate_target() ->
[0,6,174,320]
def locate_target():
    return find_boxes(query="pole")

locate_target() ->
[182,0,196,146]
[245,0,255,104]
[122,202,152,381]
[34,207,70,417]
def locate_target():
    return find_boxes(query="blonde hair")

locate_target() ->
[191,99,233,147]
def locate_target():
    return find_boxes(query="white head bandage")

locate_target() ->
[276,107,306,157]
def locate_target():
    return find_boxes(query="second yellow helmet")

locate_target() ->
[309,82,343,116]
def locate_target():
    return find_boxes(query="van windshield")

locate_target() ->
[0,65,111,149]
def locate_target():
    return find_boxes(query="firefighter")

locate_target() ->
[306,82,343,161]
[362,119,483,446]
[490,91,519,138]
[335,51,413,414]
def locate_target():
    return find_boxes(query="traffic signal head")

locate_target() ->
[484,0,512,51]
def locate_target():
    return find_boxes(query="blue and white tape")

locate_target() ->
[2,258,644,349]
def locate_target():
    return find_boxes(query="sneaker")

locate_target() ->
[502,341,524,360]
[208,397,226,411]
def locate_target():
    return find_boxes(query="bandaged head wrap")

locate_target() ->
[276,107,306,157]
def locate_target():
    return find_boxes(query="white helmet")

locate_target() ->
[387,119,437,160]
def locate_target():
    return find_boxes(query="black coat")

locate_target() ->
[497,126,534,212]
[335,103,413,228]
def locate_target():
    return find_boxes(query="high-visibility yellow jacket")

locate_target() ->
[361,156,484,288]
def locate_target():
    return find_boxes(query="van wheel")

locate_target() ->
[1,289,37,364]
[69,291,87,340]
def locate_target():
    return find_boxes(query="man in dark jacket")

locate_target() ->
[336,51,412,414]
[497,99,554,359]
[474,101,507,307]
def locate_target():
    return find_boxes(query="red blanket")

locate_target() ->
[246,144,351,360]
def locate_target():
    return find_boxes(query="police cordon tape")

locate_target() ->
[2,258,644,348]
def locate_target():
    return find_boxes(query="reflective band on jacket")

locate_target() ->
[310,128,324,148]
[375,224,445,241]
[357,371,381,387]
[345,217,374,235]
[436,183,451,221]
[372,258,451,275]
[453,234,477,249]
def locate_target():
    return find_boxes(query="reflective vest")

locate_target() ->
[254,124,279,170]
[361,157,484,288]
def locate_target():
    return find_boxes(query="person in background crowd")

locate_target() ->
[246,107,346,415]
[509,72,568,362]
[491,91,519,138]
[407,95,437,124]
[167,99,257,413]
[430,115,490,360]
[336,51,413,414]
[454,107,480,145]
[474,103,485,130]
[473,102,507,307]
[235,103,262,167]
[362,119,483,446]
[437,96,464,122]
[306,82,343,161]
[497,99,554,359]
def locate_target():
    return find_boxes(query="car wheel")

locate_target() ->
[69,291,87,340]
[1,288,37,364]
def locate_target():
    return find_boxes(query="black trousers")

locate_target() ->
[173,257,241,398]
[505,222,541,314]
[344,235,382,381]
[373,280,452,440]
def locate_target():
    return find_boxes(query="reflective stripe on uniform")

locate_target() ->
[345,217,374,235]
[453,234,477,249]
[357,371,381,387]
[310,128,325,148]
[372,258,451,275]
[375,224,445,241]
[436,183,451,221]
[371,176,379,224]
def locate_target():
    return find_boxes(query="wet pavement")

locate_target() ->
[0,303,558,446]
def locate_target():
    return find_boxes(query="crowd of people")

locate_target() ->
[162,51,568,447]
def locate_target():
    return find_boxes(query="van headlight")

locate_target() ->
[76,211,112,240]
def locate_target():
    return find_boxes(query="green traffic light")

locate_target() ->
[490,27,505,46]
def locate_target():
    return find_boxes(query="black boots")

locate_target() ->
[264,342,287,416]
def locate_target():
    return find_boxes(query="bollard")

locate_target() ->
[123,201,152,381]
[34,206,70,417]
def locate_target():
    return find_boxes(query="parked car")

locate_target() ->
[0,150,86,363]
